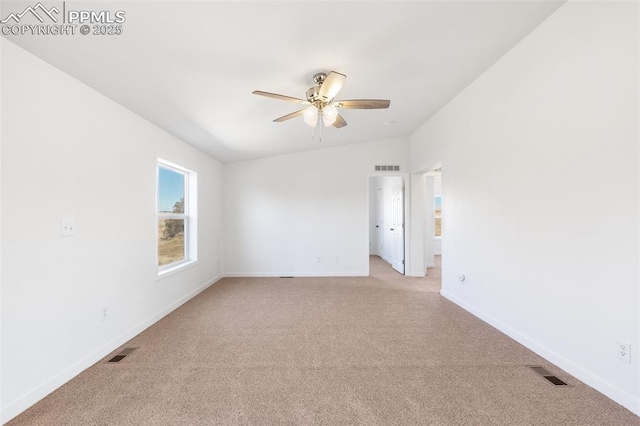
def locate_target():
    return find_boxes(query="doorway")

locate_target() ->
[422,167,442,288]
[369,176,405,275]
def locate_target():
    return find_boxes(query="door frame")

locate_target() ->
[376,187,383,256]
[366,173,410,276]
[408,162,442,277]
[423,166,442,271]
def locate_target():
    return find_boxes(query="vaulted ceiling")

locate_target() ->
[4,1,564,162]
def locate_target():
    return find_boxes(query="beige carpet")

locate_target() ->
[369,254,442,292]
[9,256,639,425]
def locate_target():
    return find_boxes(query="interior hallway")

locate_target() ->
[9,258,637,425]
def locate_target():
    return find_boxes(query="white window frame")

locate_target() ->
[157,159,198,277]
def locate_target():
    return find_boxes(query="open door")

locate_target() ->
[391,180,405,274]
[376,188,383,255]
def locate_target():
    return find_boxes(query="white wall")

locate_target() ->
[433,176,442,195]
[411,173,438,275]
[409,1,639,414]
[0,40,224,423]
[0,25,4,419]
[223,137,410,276]
[424,175,436,265]
[408,173,427,276]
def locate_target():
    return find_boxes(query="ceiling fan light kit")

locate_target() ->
[322,105,338,127]
[303,106,318,127]
[253,70,391,138]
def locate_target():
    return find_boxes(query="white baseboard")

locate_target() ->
[224,271,368,278]
[406,271,426,277]
[1,275,223,425]
[440,289,640,417]
[425,262,435,268]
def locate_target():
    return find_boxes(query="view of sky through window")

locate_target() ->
[158,167,185,212]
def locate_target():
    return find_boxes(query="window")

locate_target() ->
[434,195,442,237]
[157,160,196,273]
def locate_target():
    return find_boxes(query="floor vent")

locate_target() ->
[108,355,126,363]
[374,165,400,172]
[527,365,568,386]
[107,347,137,363]
[544,375,568,386]
[279,276,294,279]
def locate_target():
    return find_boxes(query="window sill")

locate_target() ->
[156,259,198,281]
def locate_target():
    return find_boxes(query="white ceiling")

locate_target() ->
[4,1,564,163]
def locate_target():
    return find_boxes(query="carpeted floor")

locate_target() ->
[9,256,639,425]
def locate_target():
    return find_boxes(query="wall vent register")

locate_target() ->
[375,165,400,171]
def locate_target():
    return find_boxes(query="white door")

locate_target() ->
[391,181,405,274]
[376,188,383,255]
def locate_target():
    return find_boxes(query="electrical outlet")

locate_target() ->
[60,220,75,237]
[101,306,109,322]
[617,340,631,363]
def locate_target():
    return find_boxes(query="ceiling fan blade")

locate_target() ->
[332,114,347,128]
[273,109,305,122]
[334,99,390,109]
[318,71,346,101]
[253,90,309,104]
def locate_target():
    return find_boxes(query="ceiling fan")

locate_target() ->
[252,71,390,129]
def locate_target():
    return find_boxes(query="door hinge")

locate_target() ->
[402,260,405,265]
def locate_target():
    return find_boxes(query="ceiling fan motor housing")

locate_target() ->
[307,72,330,105]
[306,86,321,104]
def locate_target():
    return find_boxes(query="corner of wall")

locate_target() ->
[0,31,4,425]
